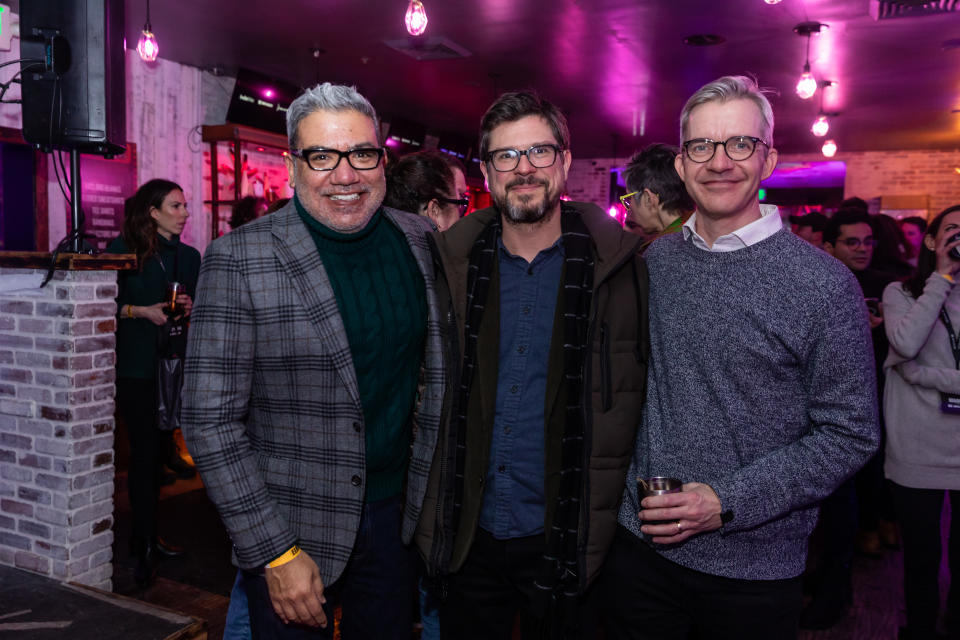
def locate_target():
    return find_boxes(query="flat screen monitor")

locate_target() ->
[226,68,301,135]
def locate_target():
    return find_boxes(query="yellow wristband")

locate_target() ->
[943,273,955,284]
[125,305,134,318]
[266,544,300,568]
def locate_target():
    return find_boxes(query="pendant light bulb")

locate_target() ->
[137,29,159,62]
[811,114,829,137]
[796,66,817,100]
[137,0,158,62]
[405,0,428,36]
[821,139,837,158]
[764,0,783,4]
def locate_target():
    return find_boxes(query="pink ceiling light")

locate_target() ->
[764,0,783,4]
[405,0,428,36]
[796,67,817,100]
[821,139,837,158]
[136,0,158,62]
[794,22,825,100]
[811,114,829,137]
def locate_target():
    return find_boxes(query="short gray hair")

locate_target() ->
[679,75,775,148]
[286,83,380,149]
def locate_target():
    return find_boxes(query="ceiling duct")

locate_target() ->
[869,0,959,19]
[383,36,471,61]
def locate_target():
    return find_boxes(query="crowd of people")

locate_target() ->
[107,74,957,640]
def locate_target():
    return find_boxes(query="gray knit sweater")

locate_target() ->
[618,228,880,580]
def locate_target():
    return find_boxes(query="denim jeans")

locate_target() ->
[243,494,416,639]
[224,570,252,640]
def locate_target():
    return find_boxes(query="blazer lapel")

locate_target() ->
[271,206,361,407]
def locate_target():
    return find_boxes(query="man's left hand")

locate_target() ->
[638,482,724,544]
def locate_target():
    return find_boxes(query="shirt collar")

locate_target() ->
[682,204,782,252]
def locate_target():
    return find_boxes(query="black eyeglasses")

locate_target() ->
[485,144,562,172]
[840,237,875,249]
[290,147,385,171]
[438,197,469,214]
[681,136,768,163]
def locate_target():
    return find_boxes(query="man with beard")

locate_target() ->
[182,83,444,639]
[414,91,648,639]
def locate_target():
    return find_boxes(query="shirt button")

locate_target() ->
[517,346,526,354]
[522,306,531,315]
[504,426,512,434]
[497,465,506,473]
[351,475,362,487]
[510,385,518,393]
[352,421,362,433]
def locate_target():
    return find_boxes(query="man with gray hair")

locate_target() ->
[602,76,879,638]
[182,83,444,638]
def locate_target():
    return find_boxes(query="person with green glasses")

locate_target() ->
[619,143,694,251]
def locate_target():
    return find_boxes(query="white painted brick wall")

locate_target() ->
[0,268,118,590]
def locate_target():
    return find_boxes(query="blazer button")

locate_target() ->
[352,421,362,433]
[351,475,362,487]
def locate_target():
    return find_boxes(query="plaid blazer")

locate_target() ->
[181,203,445,582]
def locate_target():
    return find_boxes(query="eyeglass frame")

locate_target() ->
[838,236,876,249]
[289,146,386,172]
[484,143,564,172]
[681,136,769,164]
[438,196,469,214]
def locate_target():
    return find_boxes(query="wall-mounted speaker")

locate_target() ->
[19,0,126,157]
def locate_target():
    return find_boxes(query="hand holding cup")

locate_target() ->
[639,480,725,544]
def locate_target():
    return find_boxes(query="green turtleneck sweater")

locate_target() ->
[295,197,426,502]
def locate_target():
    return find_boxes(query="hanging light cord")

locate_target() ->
[145,0,152,31]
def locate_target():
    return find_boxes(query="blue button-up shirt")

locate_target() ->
[478,235,564,539]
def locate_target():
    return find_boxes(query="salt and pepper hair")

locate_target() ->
[679,75,776,147]
[285,82,380,149]
[479,91,570,160]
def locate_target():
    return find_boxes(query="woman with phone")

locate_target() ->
[882,204,960,640]
[106,179,201,587]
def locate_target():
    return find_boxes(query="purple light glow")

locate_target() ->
[385,137,400,148]
[608,205,618,218]
[263,88,275,99]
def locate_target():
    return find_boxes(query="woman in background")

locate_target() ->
[883,204,960,640]
[107,179,201,587]
[385,150,468,232]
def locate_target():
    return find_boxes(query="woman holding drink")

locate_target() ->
[106,179,201,587]
[882,204,960,640]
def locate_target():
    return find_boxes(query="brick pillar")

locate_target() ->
[0,267,119,590]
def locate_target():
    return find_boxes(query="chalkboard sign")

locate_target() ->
[78,143,138,251]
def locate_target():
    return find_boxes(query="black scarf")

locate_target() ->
[449,204,595,638]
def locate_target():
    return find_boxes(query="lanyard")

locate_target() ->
[939,307,960,370]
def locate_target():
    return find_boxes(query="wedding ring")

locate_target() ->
[676,521,682,532]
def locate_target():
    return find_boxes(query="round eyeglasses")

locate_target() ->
[681,136,768,163]
[485,144,562,172]
[290,147,385,171]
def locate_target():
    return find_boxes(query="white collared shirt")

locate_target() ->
[681,204,783,252]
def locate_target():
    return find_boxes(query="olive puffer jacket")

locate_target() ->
[415,201,649,590]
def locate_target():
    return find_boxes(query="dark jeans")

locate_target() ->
[439,528,598,640]
[601,526,803,640]
[116,377,160,548]
[243,494,415,640]
[808,479,856,596]
[890,482,959,636]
